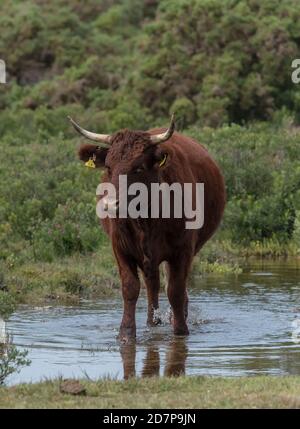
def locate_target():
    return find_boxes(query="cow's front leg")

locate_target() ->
[115,252,140,341]
[143,269,161,326]
[120,343,136,379]
[164,338,188,376]
[142,344,160,377]
[120,271,140,340]
[167,255,192,336]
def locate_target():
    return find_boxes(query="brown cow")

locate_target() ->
[69,116,226,340]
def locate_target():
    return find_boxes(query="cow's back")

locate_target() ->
[149,129,226,254]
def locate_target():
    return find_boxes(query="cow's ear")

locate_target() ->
[78,144,108,168]
[152,146,169,169]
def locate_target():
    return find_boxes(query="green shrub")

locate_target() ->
[0,292,16,319]
[188,120,300,243]
[31,200,106,261]
[131,0,300,125]
[170,98,196,129]
[0,344,31,386]
[1,0,300,125]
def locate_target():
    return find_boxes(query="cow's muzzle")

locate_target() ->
[102,197,119,215]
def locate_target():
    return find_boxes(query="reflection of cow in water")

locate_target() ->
[120,338,188,379]
[69,115,226,340]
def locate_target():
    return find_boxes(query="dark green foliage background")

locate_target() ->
[0,0,299,265]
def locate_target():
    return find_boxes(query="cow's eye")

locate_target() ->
[133,166,144,174]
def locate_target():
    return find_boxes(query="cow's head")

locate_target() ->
[68,115,175,213]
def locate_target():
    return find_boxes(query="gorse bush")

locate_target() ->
[132,0,300,126]
[0,125,108,262]
[188,120,300,243]
[31,200,107,262]
[1,0,300,126]
[0,292,16,319]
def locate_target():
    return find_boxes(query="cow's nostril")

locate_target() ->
[102,197,119,214]
[102,197,109,211]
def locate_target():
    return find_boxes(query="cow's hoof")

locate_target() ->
[147,318,162,327]
[118,327,136,343]
[174,325,189,336]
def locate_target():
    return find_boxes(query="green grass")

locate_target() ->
[0,246,119,308]
[0,376,300,408]
[0,239,242,309]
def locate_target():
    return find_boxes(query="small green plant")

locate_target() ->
[0,291,16,319]
[0,343,31,385]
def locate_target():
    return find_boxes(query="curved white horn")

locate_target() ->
[68,116,111,145]
[150,113,175,144]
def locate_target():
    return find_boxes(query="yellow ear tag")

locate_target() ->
[159,153,168,167]
[85,155,96,168]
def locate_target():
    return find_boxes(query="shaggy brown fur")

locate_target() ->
[78,127,226,340]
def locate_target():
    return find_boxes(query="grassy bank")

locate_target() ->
[0,376,300,408]
[0,245,118,308]
[1,237,298,312]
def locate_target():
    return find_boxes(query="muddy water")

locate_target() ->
[6,259,300,384]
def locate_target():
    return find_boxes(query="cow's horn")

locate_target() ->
[150,114,175,144]
[68,116,111,145]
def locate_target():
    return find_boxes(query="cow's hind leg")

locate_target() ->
[167,256,191,336]
[143,268,161,326]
